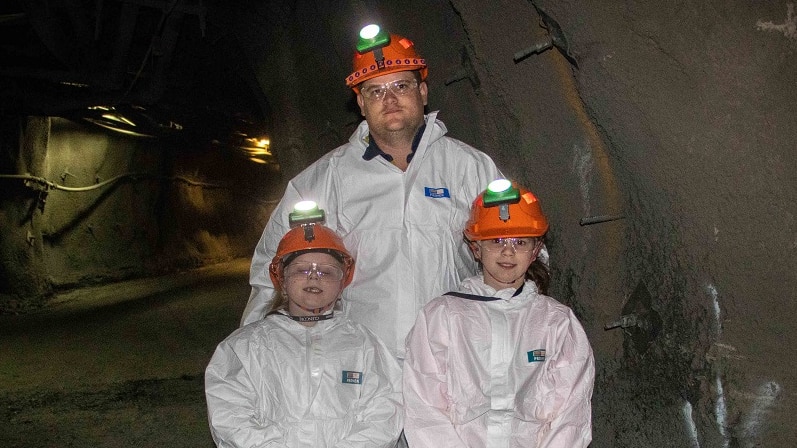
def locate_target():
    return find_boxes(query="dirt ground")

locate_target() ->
[0,258,251,448]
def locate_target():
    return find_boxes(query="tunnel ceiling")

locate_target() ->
[0,0,268,148]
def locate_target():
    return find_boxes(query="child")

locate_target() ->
[205,203,403,447]
[403,180,595,447]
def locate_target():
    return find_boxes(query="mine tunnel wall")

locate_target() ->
[0,117,279,310]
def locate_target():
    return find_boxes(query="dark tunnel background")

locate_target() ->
[1,1,796,446]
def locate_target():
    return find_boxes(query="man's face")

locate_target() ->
[356,71,428,139]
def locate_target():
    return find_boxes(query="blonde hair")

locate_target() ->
[265,289,289,317]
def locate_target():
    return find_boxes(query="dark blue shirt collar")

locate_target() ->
[362,123,427,164]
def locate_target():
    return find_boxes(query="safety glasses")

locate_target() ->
[479,237,539,254]
[360,78,419,101]
[284,262,345,282]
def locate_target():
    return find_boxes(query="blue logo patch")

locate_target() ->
[424,187,451,198]
[527,349,546,362]
[342,370,363,385]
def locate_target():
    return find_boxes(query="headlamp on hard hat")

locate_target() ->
[356,24,391,69]
[357,24,391,53]
[289,201,326,242]
[346,25,427,89]
[483,179,520,222]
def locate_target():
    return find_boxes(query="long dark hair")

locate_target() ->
[527,258,550,295]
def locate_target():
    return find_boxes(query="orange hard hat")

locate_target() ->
[345,25,428,91]
[269,224,355,291]
[464,180,549,241]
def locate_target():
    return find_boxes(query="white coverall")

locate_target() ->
[242,111,502,357]
[205,314,403,447]
[403,276,595,448]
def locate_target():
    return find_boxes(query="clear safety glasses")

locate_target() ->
[479,237,539,254]
[360,78,419,101]
[284,262,345,282]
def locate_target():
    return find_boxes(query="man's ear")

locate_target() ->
[356,93,365,116]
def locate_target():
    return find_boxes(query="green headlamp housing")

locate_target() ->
[289,201,326,241]
[482,179,520,222]
[356,24,391,53]
[483,179,520,206]
[288,201,325,227]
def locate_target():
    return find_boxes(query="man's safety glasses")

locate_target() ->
[360,79,419,101]
[479,238,539,253]
[284,262,345,282]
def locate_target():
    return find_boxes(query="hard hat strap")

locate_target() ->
[283,312,335,323]
[288,296,339,315]
[374,47,385,68]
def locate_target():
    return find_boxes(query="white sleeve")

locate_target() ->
[475,148,503,185]
[204,338,288,447]
[403,304,469,447]
[536,310,595,447]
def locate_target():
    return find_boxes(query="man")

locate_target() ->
[242,25,502,358]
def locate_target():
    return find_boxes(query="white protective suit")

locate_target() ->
[242,111,502,357]
[205,313,403,447]
[403,276,595,448]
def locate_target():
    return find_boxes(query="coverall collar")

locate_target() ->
[362,123,427,164]
[459,275,539,300]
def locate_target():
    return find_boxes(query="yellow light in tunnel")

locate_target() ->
[234,135,275,164]
[244,136,271,149]
[83,117,154,138]
[100,113,136,126]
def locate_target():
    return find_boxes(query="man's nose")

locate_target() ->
[382,88,398,102]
